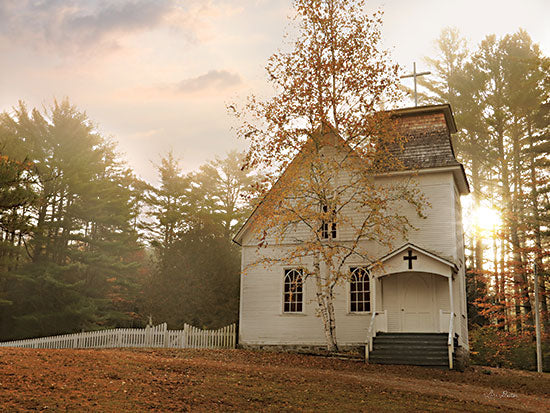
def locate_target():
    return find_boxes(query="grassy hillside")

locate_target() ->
[0,348,548,412]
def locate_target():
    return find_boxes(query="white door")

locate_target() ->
[401,273,435,332]
[383,273,436,332]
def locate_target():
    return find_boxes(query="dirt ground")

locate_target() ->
[0,348,548,412]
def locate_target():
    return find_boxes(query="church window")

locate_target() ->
[321,204,337,239]
[350,267,370,312]
[283,269,303,313]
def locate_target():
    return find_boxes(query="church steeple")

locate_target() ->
[388,104,470,194]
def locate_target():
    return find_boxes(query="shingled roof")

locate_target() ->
[389,104,461,170]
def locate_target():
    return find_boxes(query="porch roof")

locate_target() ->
[369,243,459,278]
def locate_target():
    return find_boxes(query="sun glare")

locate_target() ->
[472,205,502,233]
[462,196,502,235]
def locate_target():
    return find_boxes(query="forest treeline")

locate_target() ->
[0,28,549,370]
[0,100,256,340]
[420,28,550,369]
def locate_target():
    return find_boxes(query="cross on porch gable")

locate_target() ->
[403,249,417,270]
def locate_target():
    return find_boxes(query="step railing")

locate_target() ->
[365,311,377,360]
[447,312,454,369]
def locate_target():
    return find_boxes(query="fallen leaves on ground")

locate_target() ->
[0,348,548,412]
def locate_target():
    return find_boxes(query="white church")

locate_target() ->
[233,104,469,369]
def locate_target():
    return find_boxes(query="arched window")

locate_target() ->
[284,269,303,313]
[350,267,370,312]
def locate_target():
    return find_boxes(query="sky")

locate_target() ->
[1,0,549,183]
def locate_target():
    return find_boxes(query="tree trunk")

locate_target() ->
[493,231,504,329]
[313,251,338,352]
[471,157,484,273]
[513,122,532,328]
[496,122,524,332]
[527,126,548,330]
[499,236,509,331]
[32,199,49,263]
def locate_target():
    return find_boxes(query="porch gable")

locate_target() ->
[370,243,458,279]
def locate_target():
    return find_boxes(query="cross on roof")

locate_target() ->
[400,62,431,107]
[403,249,417,270]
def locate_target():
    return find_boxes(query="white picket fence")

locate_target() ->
[0,323,236,350]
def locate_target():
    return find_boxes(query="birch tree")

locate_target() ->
[232,0,426,351]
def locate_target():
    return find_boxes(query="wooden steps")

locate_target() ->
[369,332,458,368]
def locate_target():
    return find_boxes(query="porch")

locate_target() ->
[365,244,460,369]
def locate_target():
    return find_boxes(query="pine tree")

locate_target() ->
[423,29,550,336]
[142,151,257,328]
[0,100,142,339]
[189,150,258,237]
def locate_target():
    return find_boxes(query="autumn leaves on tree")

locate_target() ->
[232,0,427,351]
[421,28,550,367]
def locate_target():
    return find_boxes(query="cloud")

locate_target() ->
[176,70,242,94]
[116,69,243,101]
[125,128,164,141]
[0,0,230,55]
[64,1,173,43]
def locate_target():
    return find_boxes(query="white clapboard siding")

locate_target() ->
[0,323,236,350]
[238,170,469,347]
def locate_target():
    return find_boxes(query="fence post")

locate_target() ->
[163,323,169,348]
[145,324,151,347]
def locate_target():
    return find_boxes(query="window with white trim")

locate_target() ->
[283,269,303,313]
[350,267,370,312]
[321,204,337,239]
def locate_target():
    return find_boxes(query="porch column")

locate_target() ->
[366,274,377,357]
[448,277,454,323]
[448,276,455,369]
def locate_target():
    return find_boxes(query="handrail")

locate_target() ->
[447,312,454,369]
[366,276,378,361]
[367,311,376,352]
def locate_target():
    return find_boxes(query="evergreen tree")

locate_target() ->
[0,100,142,339]
[142,151,257,329]
[140,151,190,254]
[423,29,550,335]
[420,27,492,273]
[189,150,258,237]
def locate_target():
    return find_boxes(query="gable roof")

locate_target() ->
[233,104,469,245]
[372,242,458,272]
[233,124,349,246]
